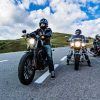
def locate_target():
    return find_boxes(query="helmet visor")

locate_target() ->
[75,31,80,34]
[96,35,100,39]
[40,23,46,27]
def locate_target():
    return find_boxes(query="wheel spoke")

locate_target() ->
[23,58,34,79]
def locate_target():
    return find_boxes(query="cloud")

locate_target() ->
[0,0,35,39]
[88,5,99,15]
[29,0,87,33]
[22,0,47,9]
[0,0,100,40]
[80,0,100,4]
[0,24,33,40]
[88,0,100,3]
[80,18,100,37]
[66,17,100,37]
[0,0,15,25]
[32,0,47,5]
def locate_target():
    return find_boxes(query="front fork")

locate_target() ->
[31,49,37,69]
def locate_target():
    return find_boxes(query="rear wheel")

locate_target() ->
[18,53,35,85]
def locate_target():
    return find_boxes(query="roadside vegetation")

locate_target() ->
[0,33,93,53]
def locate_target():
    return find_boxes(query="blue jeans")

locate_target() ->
[44,45,54,72]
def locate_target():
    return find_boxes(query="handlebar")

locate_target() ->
[22,30,49,40]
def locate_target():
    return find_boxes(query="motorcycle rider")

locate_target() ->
[29,18,55,78]
[67,29,91,66]
[93,34,100,54]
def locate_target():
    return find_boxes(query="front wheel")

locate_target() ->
[18,53,35,85]
[67,59,69,65]
[74,56,80,71]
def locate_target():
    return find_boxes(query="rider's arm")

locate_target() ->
[93,39,97,45]
[45,28,52,38]
[29,29,39,37]
[81,35,86,42]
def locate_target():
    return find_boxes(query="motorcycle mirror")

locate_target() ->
[22,30,27,34]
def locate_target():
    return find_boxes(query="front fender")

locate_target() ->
[74,52,80,61]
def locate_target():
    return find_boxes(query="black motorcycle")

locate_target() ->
[18,30,50,85]
[90,43,100,56]
[67,38,90,70]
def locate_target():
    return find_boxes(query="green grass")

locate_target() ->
[0,39,26,53]
[0,32,93,53]
[86,37,93,48]
[51,32,71,47]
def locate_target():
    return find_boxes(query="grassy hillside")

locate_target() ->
[0,33,70,53]
[51,32,71,47]
[0,33,93,53]
[0,39,26,53]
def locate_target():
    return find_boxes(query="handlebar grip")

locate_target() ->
[22,34,30,38]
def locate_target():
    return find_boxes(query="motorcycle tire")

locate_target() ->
[74,58,79,71]
[18,53,35,85]
[67,59,69,65]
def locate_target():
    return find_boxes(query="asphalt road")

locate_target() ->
[0,47,100,100]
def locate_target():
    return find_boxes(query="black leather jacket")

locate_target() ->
[70,34,86,42]
[30,28,52,45]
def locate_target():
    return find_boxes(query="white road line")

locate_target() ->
[60,56,67,61]
[35,55,67,84]
[0,60,8,63]
[35,64,59,84]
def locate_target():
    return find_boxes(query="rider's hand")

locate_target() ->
[21,34,26,37]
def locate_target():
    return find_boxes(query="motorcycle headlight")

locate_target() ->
[70,42,74,47]
[29,38,35,45]
[75,41,81,48]
[27,38,36,49]
[82,43,86,47]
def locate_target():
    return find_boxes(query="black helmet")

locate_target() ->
[75,29,82,35]
[95,34,100,40]
[39,18,48,29]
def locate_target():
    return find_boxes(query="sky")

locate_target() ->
[0,0,100,40]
